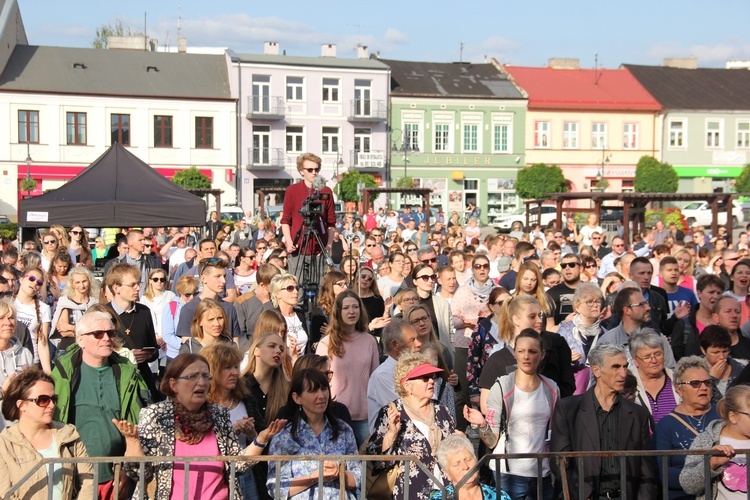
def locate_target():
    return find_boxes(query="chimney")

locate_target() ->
[264,41,280,55]
[547,58,580,70]
[727,60,750,69]
[357,45,368,59]
[178,37,187,54]
[321,43,337,58]
[663,57,698,69]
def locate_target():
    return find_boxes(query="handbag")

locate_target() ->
[362,402,401,500]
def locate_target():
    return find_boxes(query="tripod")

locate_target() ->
[291,223,334,322]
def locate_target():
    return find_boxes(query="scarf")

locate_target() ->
[402,398,442,456]
[173,399,214,445]
[571,313,601,346]
[465,277,495,304]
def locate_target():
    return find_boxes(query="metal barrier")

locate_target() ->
[4,454,447,500]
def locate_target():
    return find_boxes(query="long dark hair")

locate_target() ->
[286,369,340,441]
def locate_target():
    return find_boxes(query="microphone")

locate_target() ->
[312,175,326,192]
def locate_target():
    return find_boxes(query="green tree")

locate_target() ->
[334,171,377,202]
[92,18,144,49]
[515,163,568,199]
[735,163,750,194]
[394,176,416,189]
[20,177,36,193]
[633,155,678,193]
[172,167,211,189]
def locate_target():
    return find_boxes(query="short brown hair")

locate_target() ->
[256,263,281,286]
[106,263,141,286]
[2,368,54,421]
[175,275,200,296]
[160,353,209,398]
[296,152,322,171]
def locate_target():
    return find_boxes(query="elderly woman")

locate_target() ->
[115,353,286,500]
[0,368,94,499]
[271,273,309,356]
[655,356,720,500]
[49,267,99,356]
[180,298,235,354]
[0,299,34,428]
[557,283,606,394]
[268,369,361,499]
[680,385,750,500]
[629,330,680,424]
[161,275,200,362]
[429,434,510,500]
[367,352,456,500]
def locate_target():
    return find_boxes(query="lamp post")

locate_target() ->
[596,148,611,192]
[391,128,419,180]
[334,147,345,181]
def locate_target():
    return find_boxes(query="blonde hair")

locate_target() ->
[189,299,229,342]
[242,332,290,422]
[498,295,539,343]
[269,273,297,308]
[202,343,248,404]
[143,268,168,300]
[393,352,432,398]
[718,385,750,422]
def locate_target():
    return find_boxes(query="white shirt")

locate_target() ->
[367,356,398,432]
[284,313,307,355]
[15,299,51,364]
[502,384,551,477]
[377,276,403,301]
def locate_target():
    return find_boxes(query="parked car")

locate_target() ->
[0,216,10,225]
[680,200,744,228]
[493,205,558,232]
[219,205,246,222]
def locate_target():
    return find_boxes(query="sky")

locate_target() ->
[18,0,750,68]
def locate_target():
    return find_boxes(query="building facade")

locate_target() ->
[233,43,390,213]
[382,58,527,224]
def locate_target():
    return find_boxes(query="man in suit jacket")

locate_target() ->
[551,344,657,499]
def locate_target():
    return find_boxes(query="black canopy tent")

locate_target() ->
[18,144,206,228]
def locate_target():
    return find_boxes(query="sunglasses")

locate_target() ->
[417,274,437,282]
[421,257,437,264]
[24,275,42,285]
[366,244,376,247]
[199,257,225,274]
[304,167,321,173]
[25,394,59,407]
[284,284,301,293]
[359,274,374,281]
[70,230,83,235]
[585,263,597,269]
[43,240,57,245]
[256,246,267,251]
[677,379,714,389]
[244,254,256,259]
[409,374,436,382]
[150,277,167,283]
[473,264,490,270]
[82,329,118,340]
[560,262,579,269]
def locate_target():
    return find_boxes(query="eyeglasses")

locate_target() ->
[43,239,57,245]
[677,379,713,389]
[184,292,200,298]
[420,257,437,265]
[82,329,118,340]
[359,274,374,282]
[583,299,602,308]
[411,315,431,325]
[150,277,167,283]
[23,274,42,286]
[24,395,58,407]
[120,282,141,289]
[303,167,322,173]
[407,248,418,253]
[244,254,256,259]
[585,263,597,269]
[70,230,82,235]
[409,374,436,383]
[366,244,376,247]
[144,244,153,248]
[636,351,664,363]
[334,280,348,288]
[177,373,212,382]
[627,301,649,309]
[284,284,301,293]
[256,247,267,251]
[560,262,579,269]
[417,274,437,282]
[554,235,564,239]
[473,264,490,270]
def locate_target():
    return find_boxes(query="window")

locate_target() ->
[195,117,213,149]
[706,120,723,148]
[463,124,479,152]
[18,110,39,144]
[252,75,271,113]
[493,124,509,153]
[322,78,340,103]
[435,123,450,152]
[404,123,420,151]
[623,123,639,150]
[322,126,339,154]
[563,122,578,149]
[738,121,750,149]
[354,128,371,153]
[669,119,685,148]
[252,125,271,164]
[111,114,130,146]
[286,126,304,153]
[66,112,86,145]
[286,76,304,101]
[354,80,372,116]
[534,121,550,148]
[592,122,607,149]
[154,115,173,148]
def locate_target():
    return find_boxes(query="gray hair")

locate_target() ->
[417,244,437,259]
[588,344,627,370]
[673,356,710,385]
[573,282,603,308]
[436,434,475,470]
[540,249,555,262]
[75,311,115,338]
[628,329,664,360]
[380,319,412,354]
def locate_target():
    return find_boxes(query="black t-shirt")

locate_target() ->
[478,346,517,389]
[731,335,750,363]
[547,282,578,325]
[562,228,579,252]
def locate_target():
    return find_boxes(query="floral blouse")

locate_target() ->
[267,417,361,499]
[467,317,501,397]
[367,399,456,500]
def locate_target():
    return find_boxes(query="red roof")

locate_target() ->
[503,65,661,111]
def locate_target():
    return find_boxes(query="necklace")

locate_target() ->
[124,312,136,335]
[222,397,237,410]
[684,410,707,429]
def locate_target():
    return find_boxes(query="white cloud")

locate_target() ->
[462,36,522,64]
[383,28,408,44]
[645,40,750,66]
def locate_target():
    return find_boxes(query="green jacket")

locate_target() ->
[51,345,151,425]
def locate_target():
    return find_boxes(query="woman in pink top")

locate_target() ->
[115,353,286,500]
[316,290,379,447]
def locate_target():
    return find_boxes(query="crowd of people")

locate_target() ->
[1,153,750,499]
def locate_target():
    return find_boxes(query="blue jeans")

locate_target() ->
[237,469,259,499]
[348,419,369,448]
[500,473,554,500]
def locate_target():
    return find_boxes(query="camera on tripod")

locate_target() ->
[300,192,330,225]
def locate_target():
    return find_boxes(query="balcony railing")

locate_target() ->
[246,147,287,170]
[347,99,387,122]
[349,149,385,169]
[246,96,286,120]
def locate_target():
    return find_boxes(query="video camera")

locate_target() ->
[300,192,330,225]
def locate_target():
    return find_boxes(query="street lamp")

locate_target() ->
[596,148,611,191]
[334,146,345,180]
[391,128,419,179]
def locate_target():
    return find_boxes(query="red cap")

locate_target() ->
[400,364,443,385]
